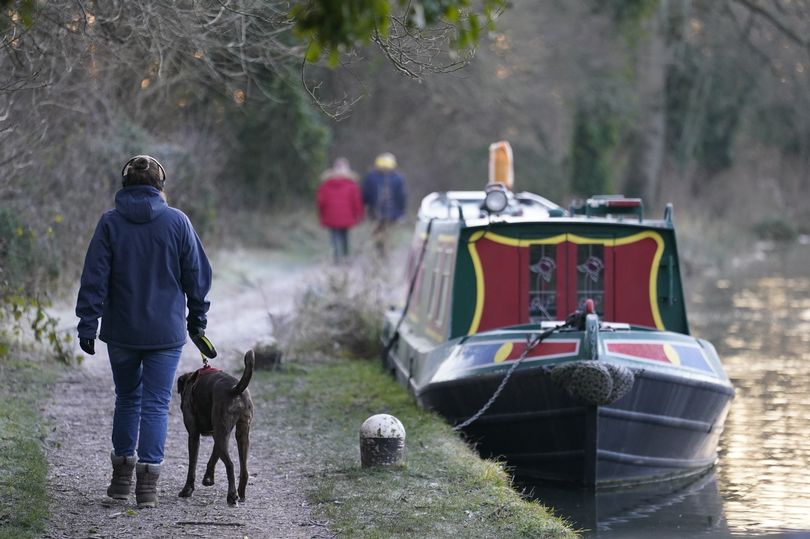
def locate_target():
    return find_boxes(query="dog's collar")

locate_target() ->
[196,365,222,377]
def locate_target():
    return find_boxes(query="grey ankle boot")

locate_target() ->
[107,452,136,500]
[135,462,161,508]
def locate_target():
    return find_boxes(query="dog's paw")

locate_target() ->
[227,491,239,506]
[178,485,194,498]
[202,475,215,486]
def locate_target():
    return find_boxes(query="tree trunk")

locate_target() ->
[624,0,669,206]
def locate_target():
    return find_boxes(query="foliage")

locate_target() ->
[665,41,756,174]
[273,267,384,360]
[592,0,659,47]
[0,359,58,539]
[511,143,569,203]
[569,96,622,197]
[0,0,34,28]
[292,0,506,63]
[750,104,810,158]
[228,79,331,207]
[0,209,74,363]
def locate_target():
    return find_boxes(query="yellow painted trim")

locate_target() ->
[466,230,666,334]
[468,231,486,335]
[494,342,513,363]
[663,343,681,365]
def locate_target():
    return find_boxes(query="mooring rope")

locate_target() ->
[452,323,565,431]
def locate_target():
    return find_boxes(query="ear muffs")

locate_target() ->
[121,155,166,188]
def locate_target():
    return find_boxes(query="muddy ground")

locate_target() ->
[43,250,331,539]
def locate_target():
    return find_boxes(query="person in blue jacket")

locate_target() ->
[361,152,407,256]
[75,155,213,508]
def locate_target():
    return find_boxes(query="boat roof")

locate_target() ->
[418,191,674,230]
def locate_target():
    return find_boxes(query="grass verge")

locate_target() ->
[252,359,576,538]
[0,357,59,539]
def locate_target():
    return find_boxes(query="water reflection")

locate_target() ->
[529,246,810,536]
[526,472,727,537]
[695,248,810,535]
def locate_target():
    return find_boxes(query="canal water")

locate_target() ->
[530,243,810,537]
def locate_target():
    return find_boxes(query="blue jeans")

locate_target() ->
[329,228,349,261]
[107,345,183,464]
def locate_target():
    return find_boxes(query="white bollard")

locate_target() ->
[359,414,406,468]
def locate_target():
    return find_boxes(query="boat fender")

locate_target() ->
[550,362,635,405]
[605,363,635,403]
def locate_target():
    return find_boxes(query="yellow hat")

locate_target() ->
[374,152,397,170]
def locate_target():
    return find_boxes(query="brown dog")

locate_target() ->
[177,350,255,505]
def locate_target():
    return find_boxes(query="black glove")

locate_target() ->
[189,329,217,359]
[79,338,95,355]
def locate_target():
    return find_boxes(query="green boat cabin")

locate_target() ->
[402,192,689,343]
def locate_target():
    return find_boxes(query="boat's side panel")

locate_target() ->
[403,219,461,343]
[417,367,592,484]
[416,363,733,487]
[596,370,732,486]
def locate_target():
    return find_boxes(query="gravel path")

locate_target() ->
[43,249,331,539]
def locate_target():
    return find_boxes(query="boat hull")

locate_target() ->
[415,361,733,487]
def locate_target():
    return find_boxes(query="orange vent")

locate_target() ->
[488,140,514,189]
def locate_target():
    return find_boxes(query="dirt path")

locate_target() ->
[43,249,331,539]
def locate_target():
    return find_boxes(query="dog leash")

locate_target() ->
[192,332,217,367]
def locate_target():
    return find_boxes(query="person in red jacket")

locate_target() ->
[316,157,364,262]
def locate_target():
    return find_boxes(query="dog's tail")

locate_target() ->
[231,349,255,395]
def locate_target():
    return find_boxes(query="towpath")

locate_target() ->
[43,249,330,539]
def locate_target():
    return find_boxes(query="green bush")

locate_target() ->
[228,78,331,208]
[0,209,73,362]
[274,269,384,360]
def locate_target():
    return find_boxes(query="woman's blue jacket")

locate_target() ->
[75,186,212,350]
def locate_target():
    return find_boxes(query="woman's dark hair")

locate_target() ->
[122,156,165,190]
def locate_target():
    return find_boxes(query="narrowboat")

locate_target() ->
[382,142,734,488]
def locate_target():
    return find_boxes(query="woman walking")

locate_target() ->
[75,155,213,507]
[316,157,364,262]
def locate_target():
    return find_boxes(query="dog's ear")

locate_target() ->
[177,372,194,395]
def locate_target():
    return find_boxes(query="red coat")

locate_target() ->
[316,176,364,229]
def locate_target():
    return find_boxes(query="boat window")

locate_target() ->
[410,262,426,318]
[425,256,438,320]
[529,244,557,321]
[576,244,605,315]
[435,248,452,324]
[432,261,444,322]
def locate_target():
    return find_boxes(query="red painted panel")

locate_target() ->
[613,238,657,327]
[476,238,521,331]
[519,245,530,324]
[607,342,669,363]
[603,247,615,321]
[504,340,579,361]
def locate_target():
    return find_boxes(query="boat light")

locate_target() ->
[483,183,509,213]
